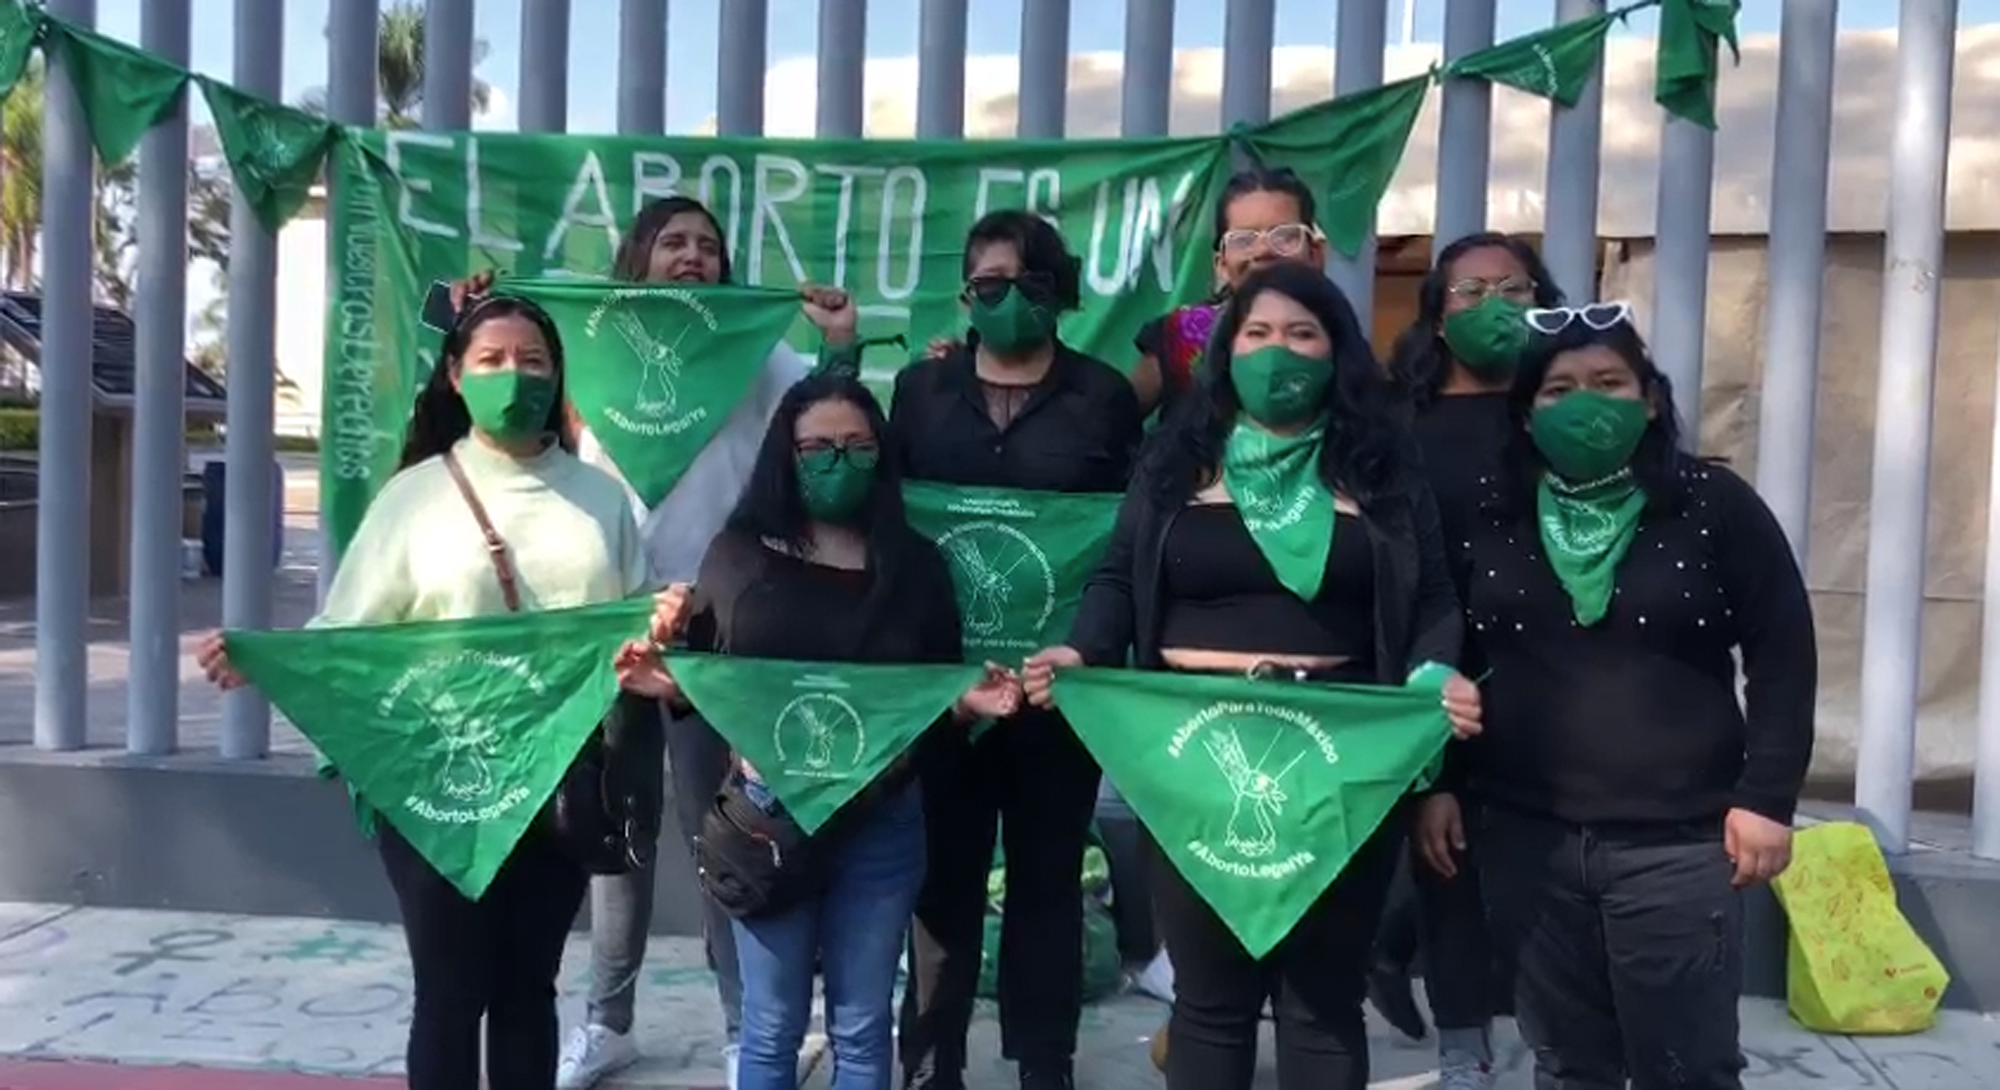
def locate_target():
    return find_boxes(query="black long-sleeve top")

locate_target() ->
[684,526,965,805]
[1066,450,1464,683]
[1460,458,1818,826]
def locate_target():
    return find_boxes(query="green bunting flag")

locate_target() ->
[670,653,982,833]
[1443,12,1614,108]
[1055,665,1454,957]
[197,76,338,231]
[225,598,653,900]
[1656,0,1742,130]
[496,279,804,508]
[1242,76,1432,258]
[900,483,1121,664]
[0,1,40,102]
[45,22,188,165]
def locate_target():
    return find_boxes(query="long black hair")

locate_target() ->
[1386,232,1564,410]
[724,372,928,631]
[1496,318,1687,519]
[1139,262,1408,505]
[397,295,571,470]
[611,196,735,283]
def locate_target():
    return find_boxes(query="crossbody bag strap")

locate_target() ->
[442,451,522,613]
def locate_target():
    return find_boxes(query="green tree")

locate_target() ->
[297,1,493,128]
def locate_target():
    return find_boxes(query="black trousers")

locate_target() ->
[1477,805,1748,1090]
[378,821,590,1090]
[899,707,1102,1082]
[1149,807,1404,1090]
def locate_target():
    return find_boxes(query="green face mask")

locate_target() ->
[967,284,1056,355]
[797,445,880,523]
[1441,295,1531,378]
[1230,346,1333,428]
[1530,390,1651,482]
[459,369,556,442]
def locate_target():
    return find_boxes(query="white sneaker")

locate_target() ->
[556,1024,640,1090]
[723,1042,741,1090]
[1437,1047,1497,1090]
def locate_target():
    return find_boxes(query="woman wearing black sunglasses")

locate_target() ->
[887,209,1143,1090]
[1443,303,1815,1089]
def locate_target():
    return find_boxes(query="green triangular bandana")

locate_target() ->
[45,22,190,165]
[226,597,653,899]
[900,483,1120,663]
[670,653,982,833]
[497,278,802,508]
[1443,11,1613,108]
[1055,664,1453,957]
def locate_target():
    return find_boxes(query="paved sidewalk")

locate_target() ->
[2,903,1997,1088]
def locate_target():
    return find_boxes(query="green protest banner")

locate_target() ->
[670,653,982,832]
[900,482,1121,663]
[224,598,653,899]
[1055,664,1453,957]
[496,279,803,506]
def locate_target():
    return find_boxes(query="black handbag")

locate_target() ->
[693,773,831,919]
[442,451,658,875]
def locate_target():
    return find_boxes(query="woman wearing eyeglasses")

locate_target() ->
[1445,303,1815,1089]
[1370,232,1565,1087]
[888,209,1143,1090]
[1128,167,1329,417]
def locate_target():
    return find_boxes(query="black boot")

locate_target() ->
[1368,962,1430,1042]
[1019,1058,1075,1089]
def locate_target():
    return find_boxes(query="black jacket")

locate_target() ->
[1065,452,1464,684]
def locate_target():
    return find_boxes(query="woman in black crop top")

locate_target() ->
[1019,263,1482,1090]
[1434,306,1816,1090]
[618,374,1021,1090]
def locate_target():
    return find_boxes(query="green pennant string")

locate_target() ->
[44,21,189,164]
[0,0,42,102]
[196,76,338,231]
[1656,0,1742,130]
[1441,12,1616,108]
[1239,76,1432,258]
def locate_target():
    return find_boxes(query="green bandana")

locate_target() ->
[1055,663,1454,957]
[1537,469,1648,626]
[669,653,984,832]
[1220,423,1338,600]
[224,598,654,899]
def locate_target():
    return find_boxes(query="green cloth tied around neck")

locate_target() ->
[1655,0,1741,130]
[1220,423,1338,600]
[1537,468,1648,626]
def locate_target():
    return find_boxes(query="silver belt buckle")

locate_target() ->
[1246,660,1309,683]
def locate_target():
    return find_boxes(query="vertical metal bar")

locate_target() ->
[716,0,768,136]
[815,0,866,136]
[1219,0,1277,127]
[421,0,475,130]
[128,0,192,756]
[518,0,572,133]
[33,0,96,752]
[1432,0,1496,256]
[219,0,284,759]
[617,0,668,134]
[1328,0,1389,317]
[1857,0,1959,855]
[1648,125,1716,440]
[1754,0,1839,564]
[1541,0,1606,299]
[916,0,969,138]
[320,0,378,604]
[1119,0,1175,137]
[1979,312,2000,859]
[1018,0,1072,138]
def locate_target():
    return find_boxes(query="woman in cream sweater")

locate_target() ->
[197,295,658,1090]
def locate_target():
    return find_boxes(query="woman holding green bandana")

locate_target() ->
[1021,261,1481,1090]
[1443,305,1816,1090]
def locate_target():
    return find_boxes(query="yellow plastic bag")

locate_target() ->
[1769,821,1950,1035]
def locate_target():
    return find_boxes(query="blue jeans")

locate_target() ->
[732,780,926,1090]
